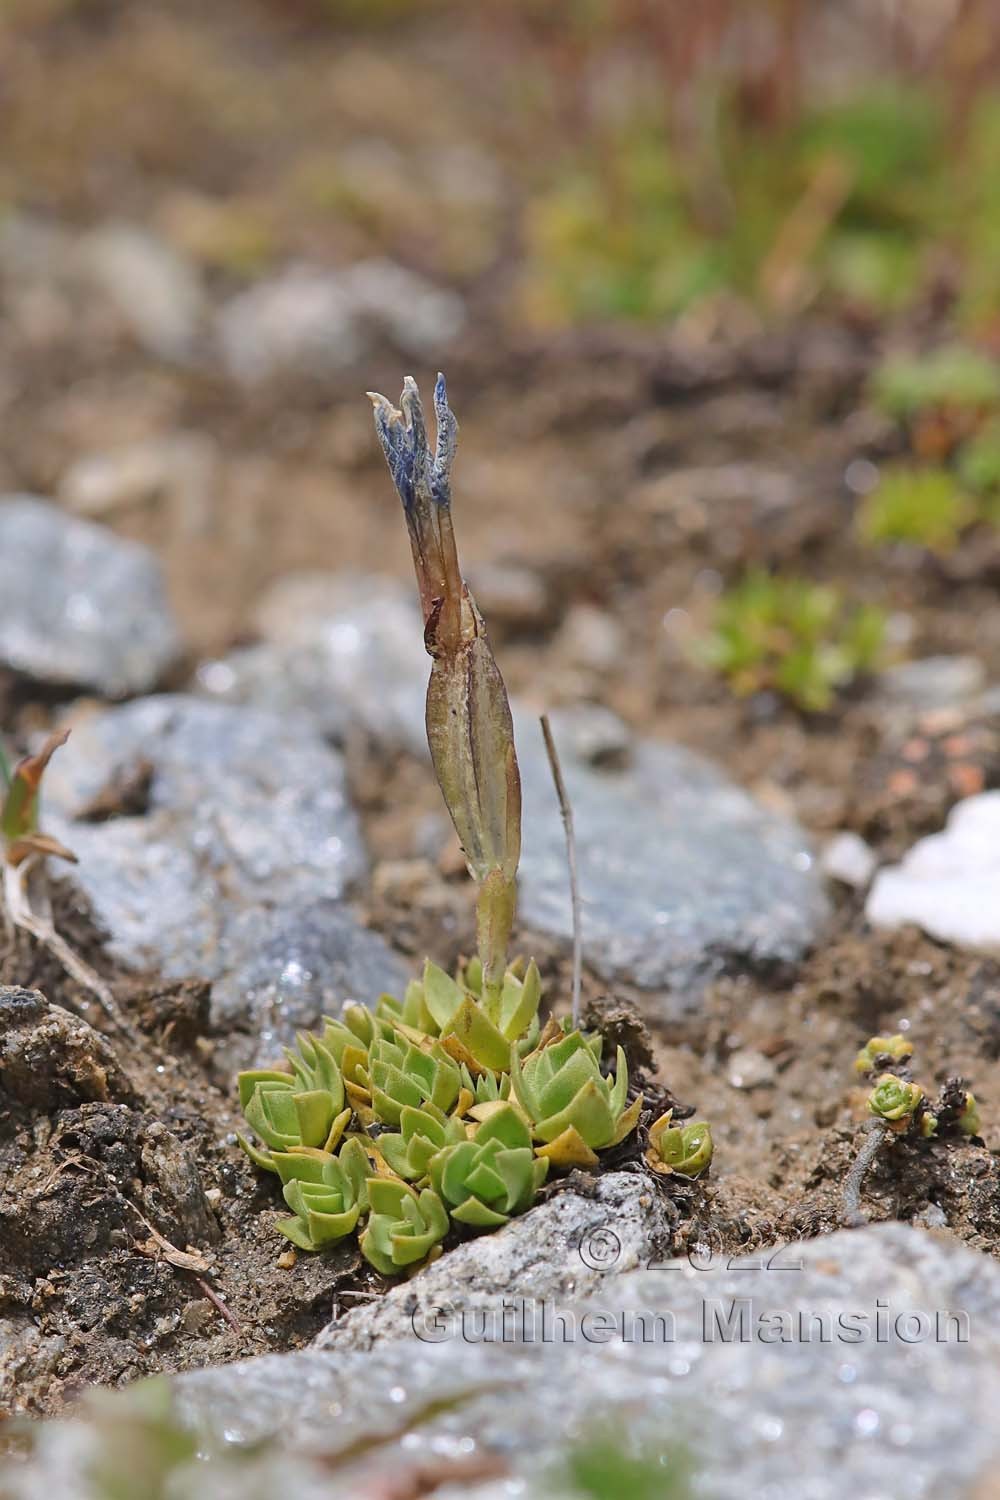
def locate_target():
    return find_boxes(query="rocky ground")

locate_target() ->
[1,3,1000,1497]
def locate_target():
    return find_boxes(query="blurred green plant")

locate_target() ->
[0,729,76,869]
[958,419,1000,498]
[700,571,885,713]
[521,80,1000,326]
[871,346,1000,425]
[0,730,128,1029]
[562,1432,692,1500]
[857,466,974,553]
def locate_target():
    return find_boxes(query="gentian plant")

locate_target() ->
[236,376,713,1275]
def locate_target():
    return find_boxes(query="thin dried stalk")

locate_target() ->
[539,714,582,1027]
[3,857,130,1033]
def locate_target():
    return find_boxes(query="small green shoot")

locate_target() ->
[843,1035,984,1227]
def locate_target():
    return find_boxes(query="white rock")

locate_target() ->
[867,791,1000,948]
[216,259,464,385]
[821,830,877,889]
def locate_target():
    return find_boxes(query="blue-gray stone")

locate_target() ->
[516,707,830,1001]
[0,496,181,697]
[42,696,403,1051]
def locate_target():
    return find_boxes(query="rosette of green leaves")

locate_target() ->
[271,1138,371,1251]
[429,1102,548,1228]
[854,1034,913,1076]
[511,1031,642,1167]
[867,1073,923,1129]
[427,959,542,1072]
[379,1102,468,1181]
[377,959,541,1071]
[360,1177,450,1275]
[645,1112,714,1178]
[367,1032,464,1126]
[237,1033,350,1172]
[320,1008,394,1115]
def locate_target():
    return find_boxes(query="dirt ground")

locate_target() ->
[1,0,998,1419]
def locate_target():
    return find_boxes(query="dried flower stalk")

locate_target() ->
[369,375,521,1006]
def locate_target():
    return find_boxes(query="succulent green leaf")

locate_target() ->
[867,1073,923,1124]
[422,960,466,1032]
[428,1102,547,1230]
[512,1032,640,1153]
[270,1144,369,1251]
[360,1178,449,1275]
[0,729,77,866]
[647,1116,714,1177]
[379,1103,466,1181]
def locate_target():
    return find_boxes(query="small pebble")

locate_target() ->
[727,1048,776,1091]
[821,831,877,890]
[277,1249,297,1270]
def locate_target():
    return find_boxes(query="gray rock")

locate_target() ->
[516,708,829,999]
[5,1223,994,1499]
[317,1171,672,1350]
[217,259,464,385]
[465,560,552,631]
[0,496,181,696]
[195,572,427,753]
[216,899,409,1046]
[9,1222,1000,1499]
[42,696,403,1046]
[725,1046,776,1090]
[554,603,626,673]
[878,655,987,711]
